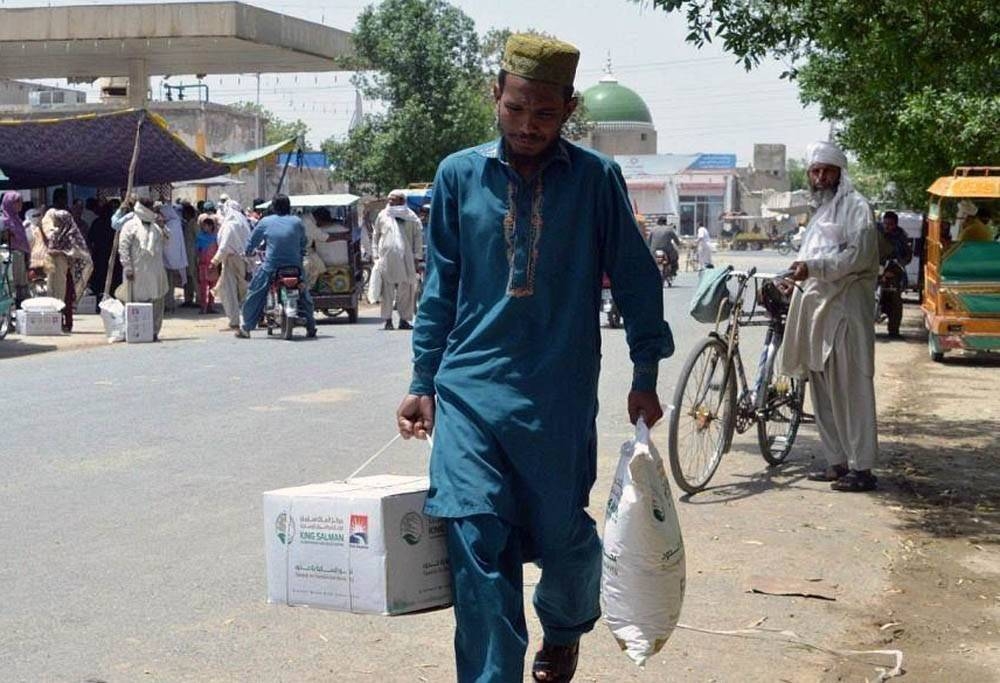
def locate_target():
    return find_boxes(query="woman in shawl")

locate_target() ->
[42,208,93,332]
[1,191,30,307]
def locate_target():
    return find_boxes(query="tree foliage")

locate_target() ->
[325,3,598,193]
[786,158,808,192]
[643,0,1000,208]
[229,102,310,146]
[324,0,494,193]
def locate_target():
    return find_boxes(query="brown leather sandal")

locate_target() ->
[532,640,579,682]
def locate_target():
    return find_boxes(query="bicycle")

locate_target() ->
[667,266,808,494]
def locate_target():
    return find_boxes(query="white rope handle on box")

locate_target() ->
[346,432,433,480]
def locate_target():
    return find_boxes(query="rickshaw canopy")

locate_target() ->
[255,194,360,210]
[926,167,1000,199]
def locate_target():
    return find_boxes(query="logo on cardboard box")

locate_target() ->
[349,514,369,547]
[275,512,296,545]
[400,512,424,546]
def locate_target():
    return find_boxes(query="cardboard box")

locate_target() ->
[263,475,452,615]
[15,309,62,335]
[75,294,97,314]
[125,302,154,343]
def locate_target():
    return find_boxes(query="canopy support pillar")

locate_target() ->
[127,59,149,108]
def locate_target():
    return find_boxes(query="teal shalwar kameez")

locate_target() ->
[410,138,673,682]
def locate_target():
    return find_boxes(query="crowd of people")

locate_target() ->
[0,190,260,336]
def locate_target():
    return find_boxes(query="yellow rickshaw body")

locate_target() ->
[921,167,1000,360]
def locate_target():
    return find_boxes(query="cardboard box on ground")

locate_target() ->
[263,475,452,615]
[125,303,154,343]
[15,309,62,335]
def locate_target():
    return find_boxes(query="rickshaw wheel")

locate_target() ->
[347,307,359,323]
[928,333,944,362]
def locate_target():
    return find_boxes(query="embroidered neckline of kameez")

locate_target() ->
[492,139,570,298]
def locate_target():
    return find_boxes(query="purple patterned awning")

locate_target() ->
[0,109,229,189]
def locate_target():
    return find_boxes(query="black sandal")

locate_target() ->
[806,464,848,482]
[831,469,877,492]
[532,640,579,682]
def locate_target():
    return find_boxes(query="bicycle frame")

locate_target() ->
[693,268,804,432]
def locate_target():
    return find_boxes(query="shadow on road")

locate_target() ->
[0,339,58,359]
[880,414,1000,544]
[678,454,815,505]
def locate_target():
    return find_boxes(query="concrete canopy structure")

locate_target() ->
[0,2,353,105]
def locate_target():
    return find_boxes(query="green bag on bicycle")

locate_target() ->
[688,265,733,324]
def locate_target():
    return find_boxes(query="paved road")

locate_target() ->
[3,250,888,681]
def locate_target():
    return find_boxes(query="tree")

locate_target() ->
[642,0,1000,208]
[229,102,310,146]
[324,0,494,193]
[786,158,808,192]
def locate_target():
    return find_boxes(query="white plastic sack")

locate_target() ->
[601,418,685,666]
[366,259,383,304]
[98,297,126,343]
[20,296,65,312]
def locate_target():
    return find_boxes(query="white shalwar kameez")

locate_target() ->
[696,226,713,268]
[372,204,423,323]
[115,211,170,336]
[213,202,251,328]
[777,144,879,472]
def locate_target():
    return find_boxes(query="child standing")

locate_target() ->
[196,213,219,314]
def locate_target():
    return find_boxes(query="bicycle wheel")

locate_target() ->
[668,336,736,494]
[755,360,806,465]
[0,310,10,340]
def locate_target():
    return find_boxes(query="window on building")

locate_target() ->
[679,195,725,236]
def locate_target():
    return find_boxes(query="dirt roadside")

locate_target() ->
[824,306,1000,681]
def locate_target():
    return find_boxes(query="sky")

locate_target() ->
[6,0,830,164]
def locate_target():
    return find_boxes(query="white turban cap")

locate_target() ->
[388,189,407,200]
[957,199,979,218]
[806,141,848,170]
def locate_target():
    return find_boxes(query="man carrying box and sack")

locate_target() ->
[396,33,674,683]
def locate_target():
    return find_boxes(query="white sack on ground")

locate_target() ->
[601,418,686,666]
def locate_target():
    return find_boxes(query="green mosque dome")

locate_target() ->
[581,75,653,124]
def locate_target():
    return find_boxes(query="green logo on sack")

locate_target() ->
[652,503,665,522]
[400,512,424,545]
[275,512,295,544]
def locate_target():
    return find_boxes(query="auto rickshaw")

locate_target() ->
[921,167,1000,361]
[256,193,365,323]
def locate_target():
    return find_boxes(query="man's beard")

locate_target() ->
[809,182,838,207]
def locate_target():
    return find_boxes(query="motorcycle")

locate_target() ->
[601,273,621,328]
[654,248,677,287]
[776,230,803,256]
[875,258,905,337]
[264,266,306,340]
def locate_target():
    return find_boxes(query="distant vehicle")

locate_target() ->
[257,194,365,323]
[921,167,1000,361]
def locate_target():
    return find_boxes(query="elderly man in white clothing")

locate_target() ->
[116,198,170,341]
[211,200,251,330]
[778,140,880,492]
[372,190,423,330]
